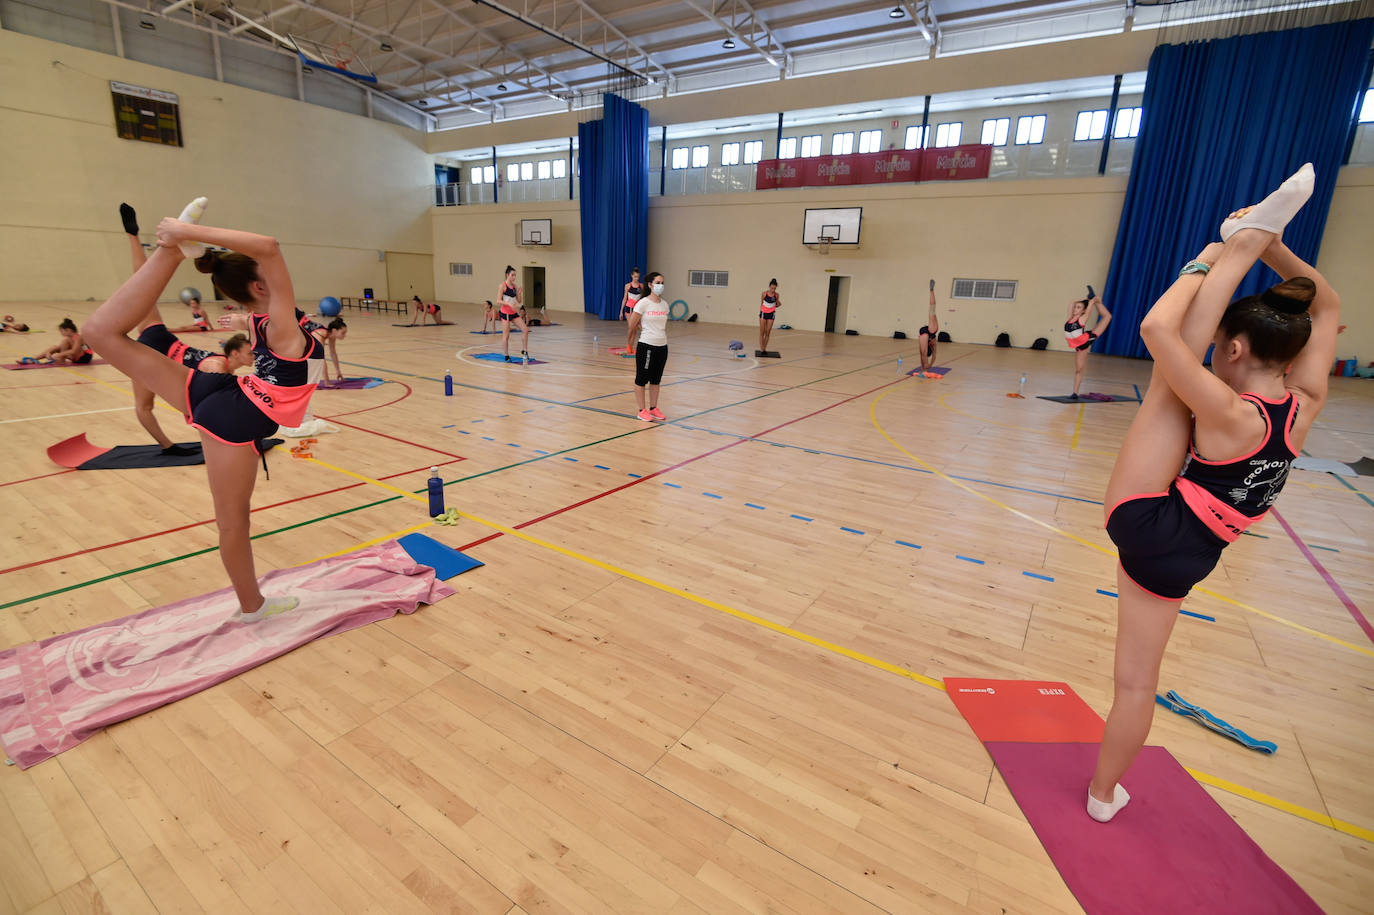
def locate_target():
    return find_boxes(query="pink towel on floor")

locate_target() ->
[0,541,453,768]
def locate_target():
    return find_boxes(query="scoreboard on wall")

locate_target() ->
[110,81,183,147]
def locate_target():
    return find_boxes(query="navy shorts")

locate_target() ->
[1074,331,1098,352]
[759,311,776,321]
[499,311,517,322]
[1106,482,1225,600]
[185,371,278,449]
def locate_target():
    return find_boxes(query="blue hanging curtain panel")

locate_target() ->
[1098,20,1374,358]
[579,94,650,319]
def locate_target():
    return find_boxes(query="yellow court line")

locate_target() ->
[871,387,1374,660]
[301,454,1372,843]
[1070,403,1085,451]
[938,390,1116,457]
[299,519,435,565]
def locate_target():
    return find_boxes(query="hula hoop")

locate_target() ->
[668,300,689,321]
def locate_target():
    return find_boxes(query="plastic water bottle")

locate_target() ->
[427,466,445,517]
[444,369,453,396]
[593,334,598,343]
[897,356,903,370]
[1019,373,1027,395]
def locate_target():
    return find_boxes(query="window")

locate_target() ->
[671,147,689,169]
[981,118,1010,146]
[1074,109,1109,141]
[483,165,494,183]
[689,270,729,288]
[1014,114,1046,145]
[520,161,533,180]
[858,129,882,153]
[506,163,520,182]
[934,122,962,148]
[537,160,551,179]
[469,167,483,184]
[721,142,741,166]
[952,278,1018,300]
[904,125,928,149]
[1361,89,1374,123]
[743,140,763,163]
[553,159,567,178]
[778,136,797,158]
[801,134,823,157]
[691,144,709,167]
[1113,107,1142,139]
[831,132,854,155]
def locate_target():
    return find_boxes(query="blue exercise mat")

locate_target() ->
[469,330,501,334]
[471,352,547,365]
[1155,689,1277,753]
[397,533,483,580]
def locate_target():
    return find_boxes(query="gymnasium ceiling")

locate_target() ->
[84,0,1353,126]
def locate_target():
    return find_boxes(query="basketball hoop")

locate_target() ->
[333,41,357,70]
[817,235,834,255]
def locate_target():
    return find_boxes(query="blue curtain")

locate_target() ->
[1099,20,1374,358]
[579,94,650,320]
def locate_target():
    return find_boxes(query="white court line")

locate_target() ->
[0,406,129,424]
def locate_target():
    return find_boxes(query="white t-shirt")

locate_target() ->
[633,296,669,346]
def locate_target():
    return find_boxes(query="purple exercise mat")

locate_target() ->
[985,741,1321,915]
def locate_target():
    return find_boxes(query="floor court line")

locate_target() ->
[1269,507,1374,645]
[868,386,1374,661]
[0,406,130,424]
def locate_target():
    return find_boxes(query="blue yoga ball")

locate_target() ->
[318,296,342,316]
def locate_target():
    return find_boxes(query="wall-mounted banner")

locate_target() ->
[755,144,991,190]
[110,81,183,147]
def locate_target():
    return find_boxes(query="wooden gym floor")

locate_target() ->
[0,300,1371,913]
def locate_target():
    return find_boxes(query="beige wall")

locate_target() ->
[1316,167,1374,361]
[432,201,583,309]
[0,29,432,304]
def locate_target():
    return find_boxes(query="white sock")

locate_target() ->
[232,595,299,622]
[1220,164,1314,240]
[1086,783,1130,822]
[177,196,208,258]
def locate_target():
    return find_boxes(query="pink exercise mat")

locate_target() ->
[0,541,453,768]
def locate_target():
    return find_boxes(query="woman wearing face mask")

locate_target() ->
[626,272,670,421]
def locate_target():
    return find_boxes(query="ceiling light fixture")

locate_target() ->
[379,41,393,52]
[497,82,508,91]
[139,18,155,30]
[301,65,313,74]
[722,37,735,49]
[889,7,904,19]
[417,99,428,107]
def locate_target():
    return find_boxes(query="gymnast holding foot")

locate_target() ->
[1089,164,1339,823]
[1064,288,1112,399]
[83,200,317,621]
[918,280,939,374]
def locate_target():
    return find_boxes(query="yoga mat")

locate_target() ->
[945,678,1319,914]
[1037,394,1126,404]
[0,541,453,769]
[392,323,451,328]
[985,742,1321,914]
[472,352,547,365]
[4,360,109,371]
[398,533,484,580]
[470,330,502,335]
[48,434,283,469]
[754,350,781,358]
[1346,456,1374,477]
[906,366,951,377]
[318,377,385,390]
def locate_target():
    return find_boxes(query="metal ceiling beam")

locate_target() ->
[228,3,300,36]
[563,0,673,83]
[419,0,575,94]
[468,0,651,86]
[680,0,784,68]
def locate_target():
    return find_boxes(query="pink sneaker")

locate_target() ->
[648,407,666,420]
[637,409,653,421]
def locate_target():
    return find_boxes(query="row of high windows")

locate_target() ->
[469,157,570,185]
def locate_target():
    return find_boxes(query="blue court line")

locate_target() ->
[441,424,455,429]
[1022,571,1055,582]
[481,436,495,441]
[564,457,579,462]
[1241,531,1269,539]
[1309,544,1340,552]
[895,540,922,549]
[840,527,865,535]
[627,473,642,478]
[1179,609,1216,622]
[956,555,985,565]
[791,514,813,522]
[507,443,520,447]
[1097,589,1117,597]
[471,418,483,422]
[745,503,766,510]
[703,492,723,499]
[497,414,509,418]
[593,464,610,470]
[533,449,549,454]
[1133,383,1142,402]
[457,429,470,434]
[523,409,534,413]
[663,482,682,488]
[1331,473,1374,509]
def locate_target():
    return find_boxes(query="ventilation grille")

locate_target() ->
[689,270,729,288]
[449,262,473,276]
[952,278,1017,300]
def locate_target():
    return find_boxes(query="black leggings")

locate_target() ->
[634,342,667,386]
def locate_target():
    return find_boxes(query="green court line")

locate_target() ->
[1331,473,1374,508]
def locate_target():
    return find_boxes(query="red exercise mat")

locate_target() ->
[945,677,1104,743]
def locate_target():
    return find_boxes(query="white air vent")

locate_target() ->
[449,262,473,276]
[689,270,729,288]
[952,278,1017,301]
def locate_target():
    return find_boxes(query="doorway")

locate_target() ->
[522,266,546,318]
[824,275,850,333]
[384,252,435,302]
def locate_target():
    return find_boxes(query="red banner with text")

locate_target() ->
[755,144,991,190]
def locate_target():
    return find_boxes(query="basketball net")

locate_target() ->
[818,235,833,255]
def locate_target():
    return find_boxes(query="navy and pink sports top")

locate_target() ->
[1064,318,1092,348]
[499,281,519,314]
[1176,393,1299,542]
[240,313,317,427]
[297,309,326,361]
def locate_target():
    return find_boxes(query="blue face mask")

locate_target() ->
[652,283,664,295]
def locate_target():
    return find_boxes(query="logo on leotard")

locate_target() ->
[242,377,276,408]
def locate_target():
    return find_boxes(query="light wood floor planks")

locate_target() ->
[1,300,1371,913]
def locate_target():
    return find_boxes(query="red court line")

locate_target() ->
[0,458,464,577]
[326,416,465,460]
[1270,507,1374,645]
[322,381,412,418]
[458,373,915,549]
[0,468,77,489]
[0,381,102,390]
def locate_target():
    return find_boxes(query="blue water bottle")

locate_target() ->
[444,369,453,396]
[427,466,445,516]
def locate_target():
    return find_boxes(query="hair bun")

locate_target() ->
[193,250,218,275]
[1261,277,1315,315]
